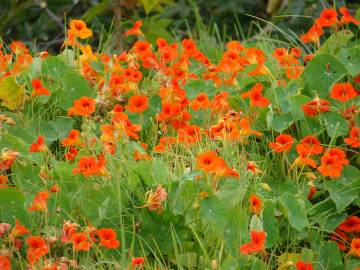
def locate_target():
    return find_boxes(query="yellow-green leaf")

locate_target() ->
[0,76,25,110]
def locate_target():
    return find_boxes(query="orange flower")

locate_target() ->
[191,93,210,111]
[197,151,220,173]
[71,232,92,251]
[345,127,360,148]
[68,97,96,117]
[9,41,29,55]
[124,20,143,37]
[72,155,107,177]
[65,147,78,161]
[145,185,168,212]
[61,221,79,243]
[302,99,330,116]
[0,175,8,189]
[338,216,360,233]
[239,231,266,255]
[0,255,10,270]
[133,41,152,56]
[69,19,92,39]
[300,24,324,44]
[241,83,269,108]
[28,191,50,212]
[10,219,30,238]
[293,156,317,169]
[61,129,82,147]
[330,82,357,102]
[126,95,149,113]
[296,135,323,156]
[26,236,49,265]
[249,194,262,215]
[31,78,50,97]
[349,238,360,257]
[0,149,19,170]
[269,134,294,153]
[29,135,47,153]
[296,261,314,270]
[317,148,348,178]
[98,228,120,249]
[339,7,360,25]
[132,257,145,266]
[315,8,338,27]
[178,125,202,144]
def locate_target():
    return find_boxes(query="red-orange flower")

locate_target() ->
[302,99,330,116]
[28,191,50,212]
[132,257,145,266]
[68,97,96,117]
[296,261,314,270]
[26,236,49,264]
[197,151,220,173]
[349,238,360,257]
[239,231,266,255]
[339,7,360,25]
[98,228,120,249]
[316,8,338,27]
[69,19,92,39]
[345,127,360,148]
[317,148,348,178]
[29,135,47,153]
[269,134,294,153]
[0,255,10,270]
[338,216,360,233]
[126,95,149,113]
[296,135,324,156]
[31,78,50,96]
[61,129,82,147]
[72,155,107,177]
[145,185,168,212]
[330,82,357,102]
[61,221,79,243]
[71,232,92,251]
[10,219,30,238]
[249,194,262,215]
[191,93,210,111]
[124,20,143,37]
[241,83,269,108]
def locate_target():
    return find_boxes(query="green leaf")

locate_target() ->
[338,47,360,76]
[323,112,349,139]
[279,192,308,231]
[42,117,74,143]
[302,54,347,98]
[319,30,354,54]
[0,76,25,110]
[289,95,311,121]
[58,70,95,110]
[326,168,360,212]
[200,197,229,233]
[82,0,110,22]
[41,56,70,83]
[317,242,343,270]
[263,201,280,248]
[270,112,293,132]
[0,188,27,222]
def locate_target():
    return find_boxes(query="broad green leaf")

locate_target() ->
[270,112,293,132]
[0,188,27,222]
[327,171,360,212]
[317,242,343,270]
[338,47,360,76]
[200,197,229,233]
[302,54,347,98]
[279,192,308,231]
[289,95,311,121]
[323,112,349,139]
[319,30,354,54]
[42,117,74,143]
[58,70,95,110]
[41,56,70,83]
[263,201,280,248]
[0,76,25,110]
